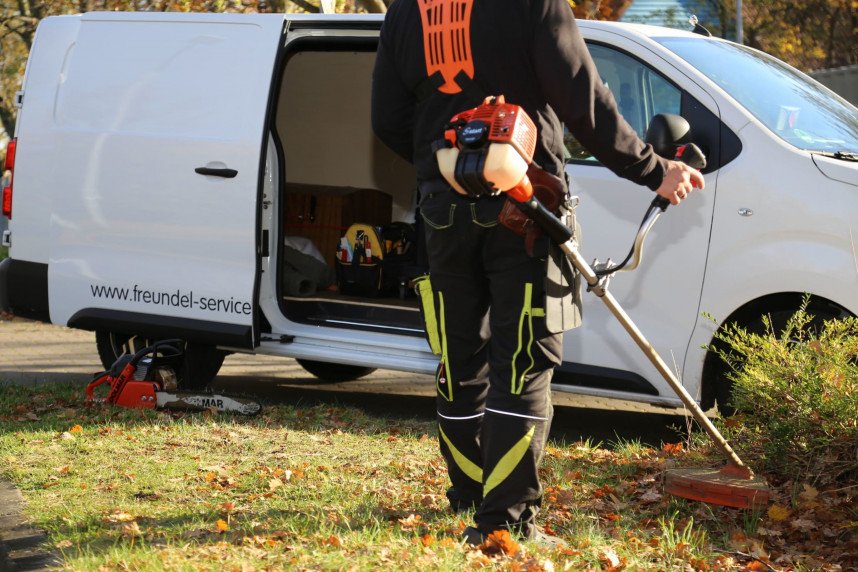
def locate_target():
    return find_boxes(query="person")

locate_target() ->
[371,0,704,544]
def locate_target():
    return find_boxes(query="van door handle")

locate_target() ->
[195,167,238,178]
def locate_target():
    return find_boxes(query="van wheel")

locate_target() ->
[95,332,226,390]
[707,300,848,416]
[296,359,376,382]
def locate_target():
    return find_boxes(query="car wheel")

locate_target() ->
[296,359,376,382]
[95,331,225,390]
[708,300,848,416]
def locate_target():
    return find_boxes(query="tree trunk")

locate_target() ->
[0,104,15,140]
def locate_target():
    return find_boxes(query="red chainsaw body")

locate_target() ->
[111,380,159,409]
[87,361,159,409]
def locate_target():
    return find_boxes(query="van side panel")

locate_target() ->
[8,16,81,265]
[38,13,285,346]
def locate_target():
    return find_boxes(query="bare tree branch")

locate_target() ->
[288,0,319,12]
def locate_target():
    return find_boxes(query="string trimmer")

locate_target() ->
[434,96,769,510]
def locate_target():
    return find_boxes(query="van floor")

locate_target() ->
[282,291,424,335]
[283,291,418,310]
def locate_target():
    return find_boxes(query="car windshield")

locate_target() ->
[656,37,858,154]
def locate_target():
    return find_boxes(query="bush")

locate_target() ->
[712,307,857,484]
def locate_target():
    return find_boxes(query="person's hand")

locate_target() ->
[655,160,705,205]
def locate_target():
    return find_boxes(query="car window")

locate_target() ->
[564,44,681,162]
[657,37,858,154]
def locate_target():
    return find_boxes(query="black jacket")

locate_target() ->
[371,0,668,192]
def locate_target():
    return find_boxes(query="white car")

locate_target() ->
[1,13,855,412]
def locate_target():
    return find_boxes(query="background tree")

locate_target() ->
[743,0,856,70]
[570,0,634,20]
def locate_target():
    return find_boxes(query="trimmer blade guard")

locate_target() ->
[665,466,769,510]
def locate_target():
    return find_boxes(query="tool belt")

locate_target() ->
[498,164,566,254]
[498,165,582,333]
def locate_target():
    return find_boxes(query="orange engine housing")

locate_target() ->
[445,96,537,162]
[437,96,538,200]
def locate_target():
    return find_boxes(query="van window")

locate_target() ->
[564,44,682,162]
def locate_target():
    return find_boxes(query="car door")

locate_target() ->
[558,33,721,401]
[47,12,285,348]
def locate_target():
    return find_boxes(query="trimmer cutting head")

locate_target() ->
[665,464,770,510]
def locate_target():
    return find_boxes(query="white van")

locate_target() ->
[1,12,856,411]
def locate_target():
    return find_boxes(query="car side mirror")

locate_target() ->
[645,114,691,158]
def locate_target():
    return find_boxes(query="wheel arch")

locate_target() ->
[699,292,854,410]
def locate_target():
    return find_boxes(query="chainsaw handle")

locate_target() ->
[86,372,112,400]
[129,339,183,366]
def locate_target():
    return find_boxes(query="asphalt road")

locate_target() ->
[0,317,693,446]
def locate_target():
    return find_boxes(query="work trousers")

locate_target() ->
[419,189,563,538]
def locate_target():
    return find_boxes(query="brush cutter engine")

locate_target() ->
[434,95,538,203]
[86,340,261,416]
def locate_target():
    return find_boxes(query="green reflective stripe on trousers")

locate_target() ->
[415,276,441,355]
[438,425,482,483]
[511,282,536,395]
[436,291,454,401]
[483,425,536,497]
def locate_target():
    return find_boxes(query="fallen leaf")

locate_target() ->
[599,547,621,568]
[483,529,519,556]
[122,522,142,537]
[767,504,791,522]
[104,511,136,524]
[268,477,284,491]
[55,540,73,549]
[215,519,230,533]
[69,425,83,434]
[798,483,819,505]
[661,442,683,455]
[790,518,817,531]
[420,534,435,547]
[639,488,662,503]
[398,514,422,531]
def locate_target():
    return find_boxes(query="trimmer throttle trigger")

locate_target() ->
[676,142,707,170]
[652,142,707,211]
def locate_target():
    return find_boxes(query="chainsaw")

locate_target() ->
[86,339,261,416]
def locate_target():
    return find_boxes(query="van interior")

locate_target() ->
[270,39,426,337]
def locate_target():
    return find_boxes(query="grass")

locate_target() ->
[0,244,7,260]
[0,382,855,571]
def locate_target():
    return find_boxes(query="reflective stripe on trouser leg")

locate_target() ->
[475,403,552,538]
[437,417,483,509]
[435,290,454,401]
[511,282,546,395]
